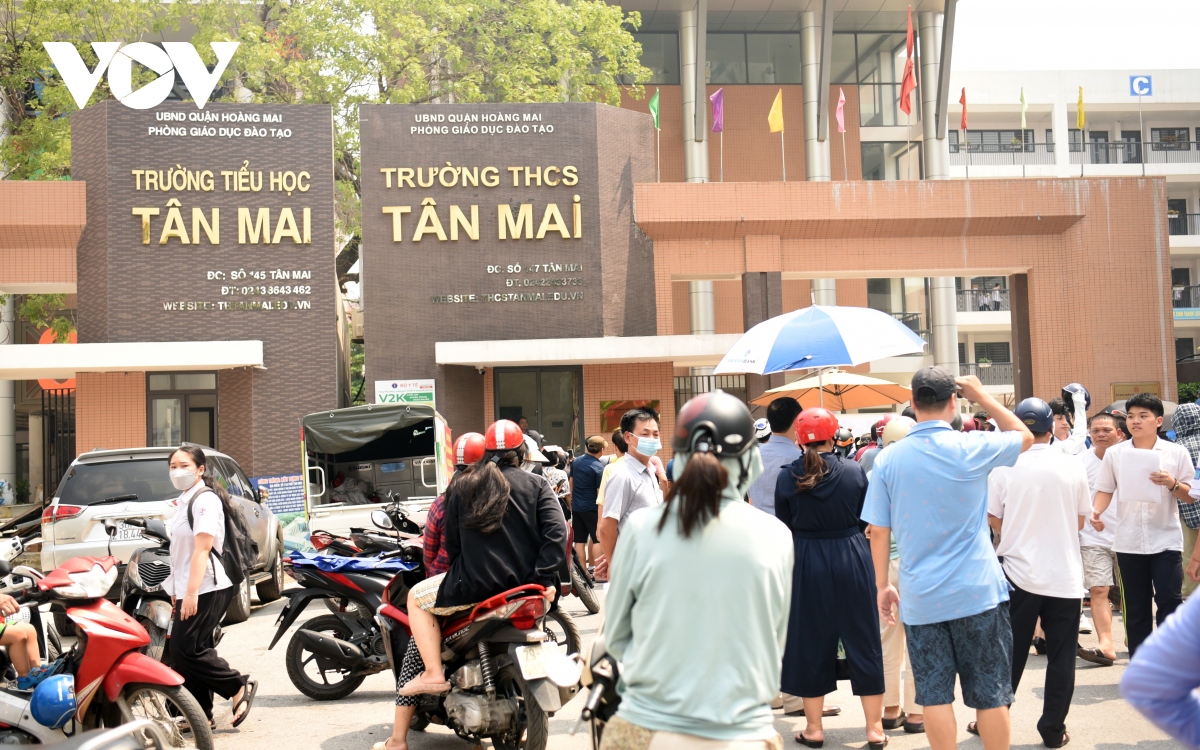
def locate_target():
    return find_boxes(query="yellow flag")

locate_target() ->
[1077,86,1085,130]
[768,89,784,133]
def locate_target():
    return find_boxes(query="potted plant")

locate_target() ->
[976,357,993,368]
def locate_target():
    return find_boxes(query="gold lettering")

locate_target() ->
[381,206,412,241]
[303,207,311,243]
[398,168,415,188]
[238,207,271,244]
[498,204,533,240]
[158,200,189,245]
[450,205,479,241]
[544,166,560,186]
[192,207,219,244]
[132,207,160,245]
[131,170,144,190]
[507,166,522,187]
[380,167,396,188]
[563,165,578,186]
[536,203,569,239]
[573,194,582,238]
[273,207,302,243]
[412,198,447,241]
[524,166,541,187]
[461,167,479,187]
[481,167,500,187]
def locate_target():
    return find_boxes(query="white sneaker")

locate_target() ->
[1080,612,1093,634]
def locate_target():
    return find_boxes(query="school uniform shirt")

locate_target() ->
[1077,448,1118,549]
[163,482,231,599]
[1096,439,1195,555]
[988,444,1092,598]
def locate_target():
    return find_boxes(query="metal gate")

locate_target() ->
[41,389,75,502]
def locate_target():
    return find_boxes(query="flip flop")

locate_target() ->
[903,722,925,734]
[967,721,979,736]
[784,705,842,717]
[794,734,823,748]
[231,678,258,728]
[398,675,451,696]
[1046,731,1070,748]
[882,711,906,730]
[1076,647,1114,666]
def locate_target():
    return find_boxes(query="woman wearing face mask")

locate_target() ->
[164,445,257,729]
[601,391,794,748]
[775,409,885,749]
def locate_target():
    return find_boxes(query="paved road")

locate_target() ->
[208,589,1175,749]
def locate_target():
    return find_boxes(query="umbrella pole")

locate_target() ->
[819,368,825,408]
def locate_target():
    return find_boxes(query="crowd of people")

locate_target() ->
[366,367,1200,750]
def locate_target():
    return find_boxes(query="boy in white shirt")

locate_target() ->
[1091,393,1196,656]
[1076,412,1124,665]
[988,398,1092,749]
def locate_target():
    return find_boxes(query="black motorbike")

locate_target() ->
[573,631,621,749]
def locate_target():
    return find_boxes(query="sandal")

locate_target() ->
[231,678,258,728]
[903,722,925,734]
[794,734,823,748]
[867,737,889,750]
[784,705,842,717]
[967,721,979,736]
[1046,731,1070,748]
[1032,637,1047,655]
[398,674,451,696]
[16,662,57,691]
[1076,647,1114,666]
[882,711,906,730]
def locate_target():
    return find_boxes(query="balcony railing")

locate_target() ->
[949,143,1054,166]
[1068,141,1146,165]
[674,375,747,413]
[887,312,930,352]
[1174,285,1200,308]
[959,362,1014,386]
[956,288,1010,312]
[1169,213,1200,236]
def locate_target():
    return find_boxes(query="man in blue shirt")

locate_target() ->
[746,397,803,516]
[569,435,607,572]
[863,367,1031,750]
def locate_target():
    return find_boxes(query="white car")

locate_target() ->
[40,446,286,624]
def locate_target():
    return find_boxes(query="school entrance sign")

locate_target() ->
[44,41,239,110]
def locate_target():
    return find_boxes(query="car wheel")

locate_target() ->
[256,550,285,603]
[223,578,252,625]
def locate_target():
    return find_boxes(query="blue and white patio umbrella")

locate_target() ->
[713,305,927,376]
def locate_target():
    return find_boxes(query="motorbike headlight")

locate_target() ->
[125,553,144,589]
[56,564,119,599]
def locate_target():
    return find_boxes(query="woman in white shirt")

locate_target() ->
[165,445,257,728]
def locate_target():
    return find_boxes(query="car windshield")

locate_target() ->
[54,459,179,506]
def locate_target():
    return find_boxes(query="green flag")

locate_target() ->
[648,88,660,130]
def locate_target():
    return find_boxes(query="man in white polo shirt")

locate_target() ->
[988,398,1092,748]
[597,407,665,567]
[1091,393,1197,656]
[1076,411,1124,666]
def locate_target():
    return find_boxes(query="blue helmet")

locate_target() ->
[30,674,75,729]
[1062,383,1091,411]
[1015,397,1054,433]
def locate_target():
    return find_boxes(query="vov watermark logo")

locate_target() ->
[43,41,238,110]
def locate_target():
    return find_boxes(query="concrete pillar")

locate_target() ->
[1010,274,1034,401]
[689,280,715,377]
[0,295,13,504]
[28,414,42,504]
[800,11,831,182]
[1052,102,1069,175]
[742,272,785,410]
[811,278,837,306]
[917,12,949,180]
[678,9,710,183]
[929,277,959,374]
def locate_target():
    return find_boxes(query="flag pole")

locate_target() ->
[781,131,787,182]
[720,130,724,182]
[841,131,848,180]
[656,127,661,183]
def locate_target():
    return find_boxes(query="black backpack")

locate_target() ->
[187,491,259,587]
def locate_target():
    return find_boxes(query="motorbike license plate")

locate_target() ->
[515,644,548,680]
[115,523,144,541]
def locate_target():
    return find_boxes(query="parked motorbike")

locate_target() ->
[0,527,62,665]
[376,576,582,750]
[2,524,214,748]
[565,526,600,615]
[116,517,223,663]
[572,629,620,750]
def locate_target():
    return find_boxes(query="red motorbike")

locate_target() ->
[5,549,214,748]
[375,576,582,750]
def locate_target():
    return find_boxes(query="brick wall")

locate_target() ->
[75,373,145,451]
[582,363,676,461]
[0,181,85,290]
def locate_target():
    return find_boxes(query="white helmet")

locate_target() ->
[881,416,916,447]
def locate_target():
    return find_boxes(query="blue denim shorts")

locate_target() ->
[904,602,1014,709]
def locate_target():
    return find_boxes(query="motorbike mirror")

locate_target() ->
[102,518,118,536]
[144,519,169,541]
[371,510,394,531]
[0,560,12,577]
[544,652,584,689]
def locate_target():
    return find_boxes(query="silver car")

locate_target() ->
[40,446,286,624]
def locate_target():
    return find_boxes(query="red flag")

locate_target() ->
[899,59,916,116]
[959,88,968,130]
[899,6,916,117]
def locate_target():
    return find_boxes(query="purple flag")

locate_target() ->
[710,88,724,133]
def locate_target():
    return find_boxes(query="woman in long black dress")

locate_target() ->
[775,408,886,749]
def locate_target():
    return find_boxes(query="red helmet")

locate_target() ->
[961,417,978,432]
[453,432,486,467]
[795,408,839,445]
[484,420,525,452]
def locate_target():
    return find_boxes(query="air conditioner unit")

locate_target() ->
[351,309,364,339]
